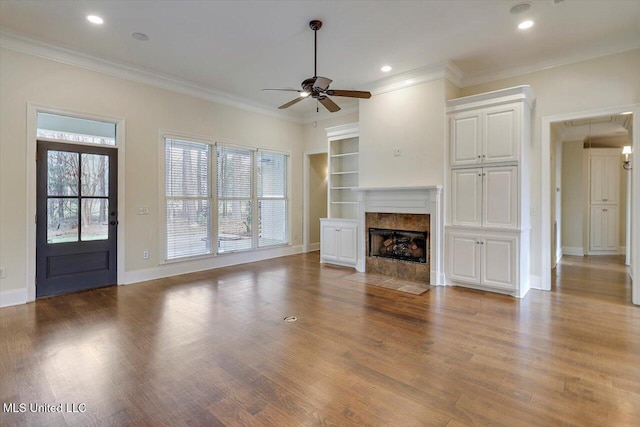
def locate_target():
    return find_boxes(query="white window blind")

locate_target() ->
[217,145,252,252]
[257,151,288,247]
[165,139,211,259]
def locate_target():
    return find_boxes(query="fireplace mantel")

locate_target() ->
[354,186,443,285]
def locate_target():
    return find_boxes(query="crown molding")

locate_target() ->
[0,28,304,123]
[461,43,640,88]
[363,61,464,96]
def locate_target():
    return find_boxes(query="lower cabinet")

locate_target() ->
[320,219,357,267]
[447,229,518,294]
[590,205,619,252]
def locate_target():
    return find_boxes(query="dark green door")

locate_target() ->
[36,141,117,297]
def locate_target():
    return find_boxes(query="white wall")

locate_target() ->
[0,48,304,300]
[561,140,584,252]
[302,113,359,153]
[359,79,449,187]
[461,49,640,282]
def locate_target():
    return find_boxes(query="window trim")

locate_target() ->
[159,131,291,264]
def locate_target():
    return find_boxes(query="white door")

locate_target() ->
[481,236,517,291]
[338,226,357,264]
[451,168,482,227]
[448,233,480,283]
[483,166,518,229]
[603,206,619,251]
[321,225,338,261]
[451,113,481,166]
[590,206,604,250]
[483,104,519,163]
[603,156,620,205]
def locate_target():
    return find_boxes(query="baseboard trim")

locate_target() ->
[123,245,304,285]
[529,275,544,291]
[562,246,584,256]
[307,242,320,252]
[0,288,28,308]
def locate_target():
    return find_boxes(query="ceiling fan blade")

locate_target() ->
[262,88,303,92]
[319,96,340,112]
[313,76,332,91]
[278,96,305,109]
[326,89,372,99]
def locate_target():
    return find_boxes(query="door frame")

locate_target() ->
[26,103,126,302]
[303,148,328,253]
[541,103,639,305]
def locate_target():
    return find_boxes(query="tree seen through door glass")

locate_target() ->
[47,198,78,243]
[48,150,78,196]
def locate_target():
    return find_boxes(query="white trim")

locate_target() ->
[541,104,639,306]
[123,244,303,284]
[307,242,320,252]
[303,148,328,253]
[562,246,585,256]
[363,61,464,96]
[26,104,126,302]
[0,289,28,308]
[0,29,301,123]
[529,275,542,291]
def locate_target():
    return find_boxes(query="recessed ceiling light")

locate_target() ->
[131,32,150,41]
[510,3,531,15]
[518,20,534,30]
[86,15,104,25]
[381,65,392,73]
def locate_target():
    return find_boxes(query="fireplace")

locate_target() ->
[369,228,428,264]
[365,212,430,283]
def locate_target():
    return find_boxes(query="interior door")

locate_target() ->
[36,141,117,297]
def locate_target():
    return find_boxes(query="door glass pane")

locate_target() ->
[48,151,79,196]
[81,199,109,241]
[81,154,109,196]
[218,200,252,253]
[47,198,78,243]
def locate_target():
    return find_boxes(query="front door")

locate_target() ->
[36,141,117,297]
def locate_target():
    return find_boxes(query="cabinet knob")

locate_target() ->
[603,198,608,201]
[602,209,607,212]
[482,155,486,158]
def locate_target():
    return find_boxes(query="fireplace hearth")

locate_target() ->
[369,228,427,264]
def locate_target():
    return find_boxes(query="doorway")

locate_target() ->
[36,141,118,297]
[303,150,328,252]
[543,108,637,304]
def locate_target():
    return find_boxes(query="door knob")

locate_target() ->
[109,220,118,226]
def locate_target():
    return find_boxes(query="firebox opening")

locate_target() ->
[368,227,428,264]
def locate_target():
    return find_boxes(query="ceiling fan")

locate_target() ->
[262,20,371,113]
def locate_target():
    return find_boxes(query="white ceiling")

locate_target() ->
[553,114,633,144]
[1,0,639,119]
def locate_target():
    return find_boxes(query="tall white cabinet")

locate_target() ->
[446,86,535,298]
[320,123,359,267]
[588,149,621,253]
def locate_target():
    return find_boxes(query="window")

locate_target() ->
[37,112,116,146]
[165,139,211,259]
[163,136,288,261]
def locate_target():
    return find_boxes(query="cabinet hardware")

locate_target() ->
[482,155,486,158]
[602,209,607,212]
[477,155,481,159]
[603,198,608,201]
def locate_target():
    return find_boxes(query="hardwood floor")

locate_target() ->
[1,253,638,426]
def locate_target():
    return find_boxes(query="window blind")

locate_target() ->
[217,145,252,252]
[257,151,288,247]
[165,139,211,259]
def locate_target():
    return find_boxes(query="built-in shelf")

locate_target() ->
[330,152,359,158]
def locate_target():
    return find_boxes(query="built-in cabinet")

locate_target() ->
[446,86,535,297]
[588,149,621,253]
[320,123,360,267]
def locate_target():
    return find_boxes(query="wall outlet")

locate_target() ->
[137,207,149,215]
[143,251,149,259]
[393,148,401,157]
[0,267,5,279]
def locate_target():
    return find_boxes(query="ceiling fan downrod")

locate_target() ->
[309,20,322,78]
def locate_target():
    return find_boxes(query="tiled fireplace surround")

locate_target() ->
[354,186,443,285]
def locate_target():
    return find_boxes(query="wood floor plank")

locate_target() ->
[1,253,638,426]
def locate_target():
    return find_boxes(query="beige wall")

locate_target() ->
[561,140,585,249]
[359,79,448,187]
[308,153,328,245]
[461,49,640,279]
[0,48,304,295]
[302,112,359,153]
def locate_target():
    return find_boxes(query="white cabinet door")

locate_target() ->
[451,168,482,227]
[603,206,619,250]
[448,233,480,284]
[451,113,481,166]
[603,156,620,205]
[481,236,516,291]
[483,104,519,163]
[483,166,518,229]
[590,156,605,204]
[338,225,357,264]
[590,206,604,250]
[321,225,338,262]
